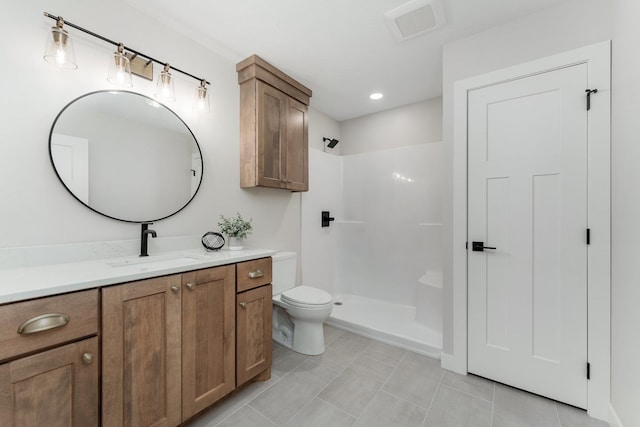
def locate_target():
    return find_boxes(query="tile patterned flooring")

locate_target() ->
[189,326,608,427]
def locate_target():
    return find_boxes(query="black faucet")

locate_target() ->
[140,222,157,257]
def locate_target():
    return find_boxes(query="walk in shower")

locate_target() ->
[301,143,443,357]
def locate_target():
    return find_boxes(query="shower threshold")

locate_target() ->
[326,293,442,359]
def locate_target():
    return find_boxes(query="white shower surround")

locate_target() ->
[302,144,443,356]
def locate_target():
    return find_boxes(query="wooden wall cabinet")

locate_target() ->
[0,290,99,427]
[237,55,312,192]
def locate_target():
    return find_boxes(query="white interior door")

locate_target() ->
[467,63,588,408]
[51,133,89,204]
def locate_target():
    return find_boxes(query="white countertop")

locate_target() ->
[0,248,275,305]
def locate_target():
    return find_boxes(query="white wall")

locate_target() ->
[340,98,442,155]
[1,1,300,257]
[441,0,612,354]
[611,1,640,425]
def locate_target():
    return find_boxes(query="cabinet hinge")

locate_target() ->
[587,362,591,380]
[466,241,468,250]
[587,228,591,245]
[586,89,598,111]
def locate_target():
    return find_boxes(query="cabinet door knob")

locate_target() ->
[239,302,247,308]
[248,269,264,279]
[82,352,93,365]
[186,283,196,291]
[171,286,180,293]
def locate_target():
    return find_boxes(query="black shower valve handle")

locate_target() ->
[321,211,335,227]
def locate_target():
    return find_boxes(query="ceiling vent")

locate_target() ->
[384,0,447,41]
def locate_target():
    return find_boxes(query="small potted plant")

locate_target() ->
[218,212,253,250]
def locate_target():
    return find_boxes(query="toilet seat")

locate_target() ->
[281,286,333,307]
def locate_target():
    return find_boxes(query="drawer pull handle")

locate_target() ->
[248,269,264,279]
[82,352,93,365]
[239,302,247,308]
[17,313,70,335]
[171,286,180,294]
[186,283,196,291]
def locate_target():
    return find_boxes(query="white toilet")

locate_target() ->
[271,252,333,355]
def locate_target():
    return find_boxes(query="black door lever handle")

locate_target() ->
[472,241,496,252]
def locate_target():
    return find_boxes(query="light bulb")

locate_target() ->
[192,80,210,112]
[55,47,66,65]
[107,43,132,87]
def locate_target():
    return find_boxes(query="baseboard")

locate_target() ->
[440,352,466,374]
[609,404,624,427]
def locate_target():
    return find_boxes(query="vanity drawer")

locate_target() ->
[0,289,99,362]
[236,257,272,293]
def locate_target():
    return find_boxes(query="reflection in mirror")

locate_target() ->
[50,91,203,223]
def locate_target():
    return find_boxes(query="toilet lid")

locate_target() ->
[281,286,332,306]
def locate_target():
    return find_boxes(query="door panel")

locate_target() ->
[468,63,588,408]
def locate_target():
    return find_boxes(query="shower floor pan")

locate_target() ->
[326,293,442,359]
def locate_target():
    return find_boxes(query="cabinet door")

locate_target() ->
[284,97,309,191]
[182,266,236,420]
[257,80,288,189]
[102,275,182,427]
[236,284,272,387]
[0,337,99,427]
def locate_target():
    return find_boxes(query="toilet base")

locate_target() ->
[291,319,326,355]
[271,304,329,355]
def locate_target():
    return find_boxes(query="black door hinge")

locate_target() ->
[586,89,598,111]
[466,241,468,250]
[587,362,591,380]
[587,228,591,245]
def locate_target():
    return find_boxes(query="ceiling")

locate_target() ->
[125,0,575,121]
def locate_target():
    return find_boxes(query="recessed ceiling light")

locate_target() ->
[370,93,384,100]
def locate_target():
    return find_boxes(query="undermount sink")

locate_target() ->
[106,253,207,269]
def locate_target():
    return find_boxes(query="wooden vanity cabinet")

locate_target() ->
[102,275,183,427]
[237,55,312,192]
[236,258,273,386]
[102,265,242,426]
[0,290,100,427]
[181,265,236,421]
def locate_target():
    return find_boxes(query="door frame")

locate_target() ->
[447,41,611,420]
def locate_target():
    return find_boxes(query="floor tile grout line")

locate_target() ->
[421,370,445,426]
[438,381,495,404]
[554,401,563,427]
[271,333,373,425]
[315,395,360,425]
[489,382,496,427]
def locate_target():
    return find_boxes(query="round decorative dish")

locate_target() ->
[201,231,225,251]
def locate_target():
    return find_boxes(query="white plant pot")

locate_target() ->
[228,236,243,251]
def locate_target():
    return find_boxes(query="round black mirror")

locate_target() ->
[49,90,203,223]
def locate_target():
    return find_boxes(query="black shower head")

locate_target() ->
[323,137,339,148]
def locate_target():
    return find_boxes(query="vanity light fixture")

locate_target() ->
[369,92,384,100]
[155,64,176,102]
[193,79,210,112]
[42,12,211,109]
[107,43,133,88]
[43,16,77,69]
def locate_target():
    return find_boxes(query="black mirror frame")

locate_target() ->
[48,90,204,223]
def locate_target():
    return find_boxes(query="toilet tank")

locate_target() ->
[272,251,297,295]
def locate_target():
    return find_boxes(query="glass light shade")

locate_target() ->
[43,26,77,69]
[154,66,176,102]
[107,49,133,88]
[193,82,210,112]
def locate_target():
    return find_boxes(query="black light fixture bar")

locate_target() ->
[43,12,210,86]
